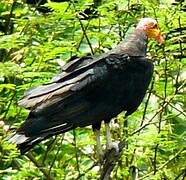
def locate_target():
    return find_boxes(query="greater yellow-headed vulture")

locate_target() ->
[8,18,164,157]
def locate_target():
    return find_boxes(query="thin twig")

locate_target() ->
[26,152,54,180]
[77,17,94,55]
[71,2,94,55]
[4,0,16,34]
[48,136,64,175]
[73,129,81,177]
[154,93,186,117]
[139,148,185,180]
[130,85,185,136]
[42,137,57,164]
[130,100,169,136]
[76,21,91,51]
[76,162,99,179]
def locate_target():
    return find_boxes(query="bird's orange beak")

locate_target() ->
[147,26,164,44]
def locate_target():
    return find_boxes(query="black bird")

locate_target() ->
[8,18,164,156]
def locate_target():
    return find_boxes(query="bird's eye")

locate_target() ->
[153,24,158,28]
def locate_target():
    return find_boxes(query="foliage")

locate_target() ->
[0,0,185,179]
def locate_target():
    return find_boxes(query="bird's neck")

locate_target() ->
[116,30,148,56]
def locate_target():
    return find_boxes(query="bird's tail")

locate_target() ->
[7,132,46,154]
[7,115,74,154]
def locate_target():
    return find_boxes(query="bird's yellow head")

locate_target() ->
[136,18,164,44]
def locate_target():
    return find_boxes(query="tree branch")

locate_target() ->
[100,141,126,180]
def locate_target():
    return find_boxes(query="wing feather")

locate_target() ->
[18,68,95,108]
[19,53,131,109]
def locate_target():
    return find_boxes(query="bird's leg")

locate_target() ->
[92,123,104,160]
[94,129,104,160]
[105,122,119,153]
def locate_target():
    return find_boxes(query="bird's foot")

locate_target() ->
[106,141,119,155]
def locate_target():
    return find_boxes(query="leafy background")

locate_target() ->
[0,0,185,179]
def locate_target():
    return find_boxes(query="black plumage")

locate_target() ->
[8,18,163,155]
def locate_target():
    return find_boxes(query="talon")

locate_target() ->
[107,141,119,154]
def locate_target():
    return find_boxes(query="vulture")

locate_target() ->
[8,18,164,156]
